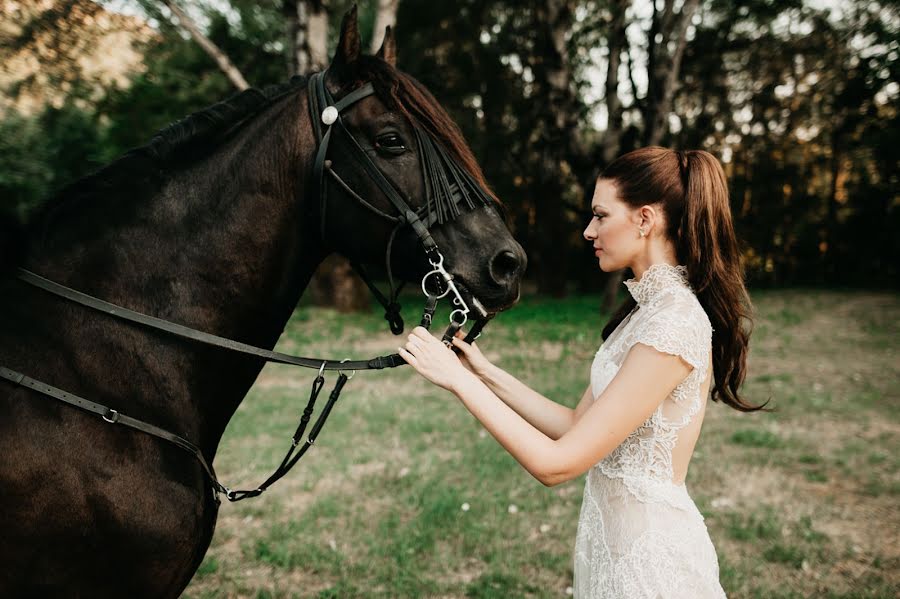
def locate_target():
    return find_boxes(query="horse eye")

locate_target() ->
[375,133,407,155]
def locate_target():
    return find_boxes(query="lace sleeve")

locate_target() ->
[630,304,712,373]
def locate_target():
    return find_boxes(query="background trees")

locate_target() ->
[2,0,896,295]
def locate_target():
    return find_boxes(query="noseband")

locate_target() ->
[1,72,505,502]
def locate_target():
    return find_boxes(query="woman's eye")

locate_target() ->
[375,133,406,155]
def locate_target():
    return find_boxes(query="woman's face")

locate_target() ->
[582,178,642,272]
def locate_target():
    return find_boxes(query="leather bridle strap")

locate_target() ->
[308,72,439,257]
[14,268,405,371]
[0,365,226,498]
[223,369,348,501]
[0,362,353,503]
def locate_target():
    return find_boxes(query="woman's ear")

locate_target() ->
[637,205,660,235]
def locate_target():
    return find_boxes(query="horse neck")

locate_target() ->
[158,93,321,341]
[29,90,328,455]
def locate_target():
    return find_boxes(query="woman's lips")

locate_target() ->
[594,248,602,256]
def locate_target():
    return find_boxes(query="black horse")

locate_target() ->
[0,9,525,597]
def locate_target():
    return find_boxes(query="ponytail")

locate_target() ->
[681,151,765,412]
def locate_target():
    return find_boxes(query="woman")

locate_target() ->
[398,147,762,598]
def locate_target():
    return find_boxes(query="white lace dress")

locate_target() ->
[573,263,726,598]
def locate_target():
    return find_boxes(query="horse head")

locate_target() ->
[310,8,526,319]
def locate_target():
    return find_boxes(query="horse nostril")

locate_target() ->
[490,249,521,283]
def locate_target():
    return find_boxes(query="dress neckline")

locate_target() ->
[623,263,691,306]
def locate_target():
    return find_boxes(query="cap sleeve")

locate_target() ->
[630,303,712,373]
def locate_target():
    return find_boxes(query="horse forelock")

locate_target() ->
[345,58,501,207]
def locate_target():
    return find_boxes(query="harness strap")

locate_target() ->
[224,371,349,502]
[351,260,405,335]
[15,268,405,371]
[0,365,226,497]
[308,71,441,254]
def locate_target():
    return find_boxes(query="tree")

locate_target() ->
[370,0,398,54]
[641,0,699,146]
[285,0,329,75]
[597,0,700,309]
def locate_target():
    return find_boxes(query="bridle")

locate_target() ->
[0,71,502,502]
[307,70,496,342]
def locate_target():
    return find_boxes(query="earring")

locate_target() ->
[638,228,645,238]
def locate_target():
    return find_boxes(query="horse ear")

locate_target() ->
[375,25,397,67]
[331,5,361,69]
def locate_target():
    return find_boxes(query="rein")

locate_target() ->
[2,70,499,502]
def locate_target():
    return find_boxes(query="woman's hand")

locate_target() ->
[450,334,493,378]
[398,326,474,392]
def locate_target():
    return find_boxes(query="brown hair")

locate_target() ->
[600,146,767,412]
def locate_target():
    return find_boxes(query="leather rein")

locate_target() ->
[1,71,497,502]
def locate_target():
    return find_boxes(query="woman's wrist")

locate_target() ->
[451,369,483,397]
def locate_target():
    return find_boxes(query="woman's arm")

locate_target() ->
[451,337,594,439]
[400,327,691,487]
[464,355,587,440]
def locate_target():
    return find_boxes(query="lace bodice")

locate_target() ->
[574,263,725,598]
[589,263,712,501]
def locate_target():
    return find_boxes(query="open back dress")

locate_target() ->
[573,263,727,598]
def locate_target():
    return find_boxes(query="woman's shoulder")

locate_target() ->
[631,294,712,370]
[642,288,711,331]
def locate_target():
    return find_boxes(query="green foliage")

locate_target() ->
[0,99,115,219]
[0,111,52,218]
[2,0,897,292]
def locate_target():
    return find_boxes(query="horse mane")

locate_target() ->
[6,59,498,274]
[143,76,310,167]
[22,75,309,241]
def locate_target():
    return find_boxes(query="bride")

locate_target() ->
[398,146,764,598]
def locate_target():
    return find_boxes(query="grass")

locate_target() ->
[184,288,900,598]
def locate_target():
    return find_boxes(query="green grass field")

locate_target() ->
[184,289,899,598]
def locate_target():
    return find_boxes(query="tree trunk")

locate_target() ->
[370,0,399,54]
[285,0,329,77]
[308,255,372,312]
[284,0,369,311]
[530,0,582,296]
[603,0,698,311]
[601,0,632,165]
[643,0,699,146]
[160,0,249,90]
[599,0,632,312]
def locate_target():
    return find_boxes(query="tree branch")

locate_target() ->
[602,0,632,164]
[160,0,249,90]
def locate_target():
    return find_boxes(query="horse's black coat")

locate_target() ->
[0,9,524,597]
